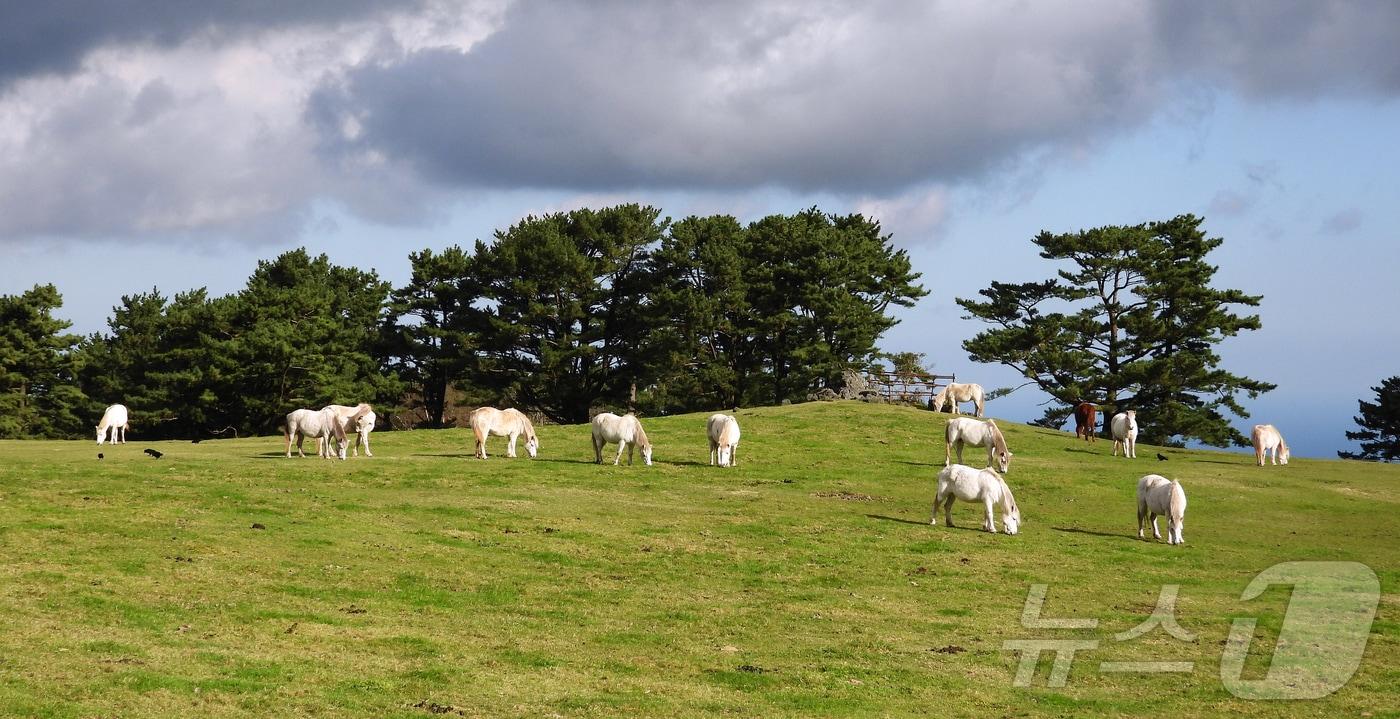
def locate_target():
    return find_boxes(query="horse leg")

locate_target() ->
[507,431,518,458]
[710,438,718,466]
[614,441,626,466]
[1113,439,1121,457]
[285,426,293,458]
[731,443,738,467]
[1137,503,1147,539]
[593,437,603,464]
[944,496,956,527]
[930,491,943,525]
[362,431,372,458]
[983,497,996,532]
[944,440,952,467]
[1149,513,1161,541]
[975,399,984,418]
[1129,437,1136,459]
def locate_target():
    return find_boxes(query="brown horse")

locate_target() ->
[1073,402,1097,442]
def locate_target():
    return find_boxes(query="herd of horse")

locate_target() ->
[93,383,1293,544]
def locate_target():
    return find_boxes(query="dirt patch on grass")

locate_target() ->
[813,490,886,502]
[412,700,467,716]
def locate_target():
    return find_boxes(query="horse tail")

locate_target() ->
[1169,480,1186,522]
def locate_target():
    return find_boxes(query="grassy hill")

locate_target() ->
[0,401,1395,718]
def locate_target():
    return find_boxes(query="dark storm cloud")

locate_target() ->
[0,1,424,89]
[1152,0,1400,97]
[309,0,1160,194]
[4,0,1400,242]
[309,0,1400,196]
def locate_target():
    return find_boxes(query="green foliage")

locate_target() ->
[647,209,926,411]
[958,214,1273,446]
[1340,376,1400,461]
[217,249,401,434]
[8,206,925,435]
[0,285,87,438]
[74,250,401,439]
[474,205,667,423]
[884,351,933,382]
[383,246,481,427]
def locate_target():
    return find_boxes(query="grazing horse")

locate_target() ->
[1111,410,1139,458]
[323,404,376,457]
[1135,474,1187,545]
[1251,424,1290,466]
[1073,401,1097,442]
[96,404,129,445]
[930,464,1021,534]
[282,407,347,460]
[592,412,652,466]
[944,417,1012,472]
[931,382,986,417]
[469,407,539,459]
[707,413,741,467]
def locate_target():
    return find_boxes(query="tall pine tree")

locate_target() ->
[958,214,1272,446]
[0,285,88,438]
[1340,376,1400,461]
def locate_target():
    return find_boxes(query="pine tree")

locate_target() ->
[1340,376,1400,461]
[0,285,88,438]
[473,205,666,423]
[958,214,1273,446]
[383,246,481,427]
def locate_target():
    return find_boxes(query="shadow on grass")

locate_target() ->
[866,514,930,527]
[1052,526,1126,540]
[894,460,943,468]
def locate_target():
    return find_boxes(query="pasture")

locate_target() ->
[0,402,1396,718]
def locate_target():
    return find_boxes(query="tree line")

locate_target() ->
[0,205,926,438]
[5,205,1394,458]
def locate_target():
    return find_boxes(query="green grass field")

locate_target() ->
[0,401,1395,717]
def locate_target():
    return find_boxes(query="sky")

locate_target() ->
[2,1,1398,458]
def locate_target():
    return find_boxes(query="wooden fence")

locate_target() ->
[863,371,956,404]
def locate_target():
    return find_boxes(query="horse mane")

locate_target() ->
[629,415,650,449]
[520,412,537,440]
[325,408,347,441]
[986,419,1007,449]
[349,404,373,425]
[1168,480,1186,521]
[997,475,1018,514]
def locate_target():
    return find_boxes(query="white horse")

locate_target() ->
[932,382,985,417]
[707,413,741,467]
[930,464,1021,534]
[1251,424,1289,466]
[944,417,1012,472]
[592,412,652,466]
[1111,410,1139,458]
[322,404,376,457]
[282,407,347,460]
[1136,474,1187,545]
[96,404,129,445]
[469,407,539,459]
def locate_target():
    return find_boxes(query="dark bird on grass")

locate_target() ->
[97,453,104,460]
[1156,453,1168,461]
[144,448,163,459]
[191,439,201,444]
